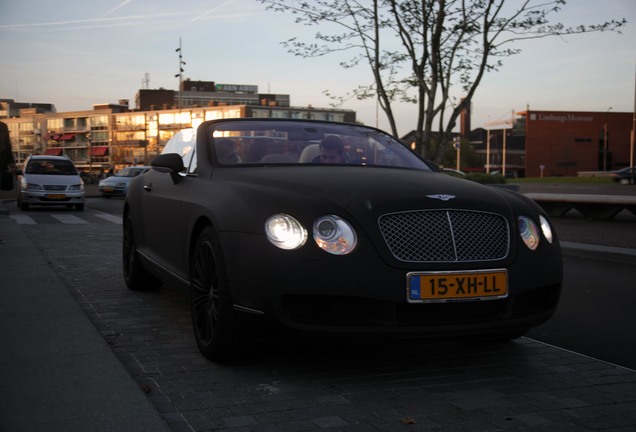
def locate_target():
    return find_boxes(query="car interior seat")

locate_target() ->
[298,144,320,163]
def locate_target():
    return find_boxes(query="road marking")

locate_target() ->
[9,210,122,225]
[10,215,36,225]
[92,210,123,225]
[51,214,89,224]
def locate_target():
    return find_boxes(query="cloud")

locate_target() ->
[0,0,263,33]
[102,0,134,18]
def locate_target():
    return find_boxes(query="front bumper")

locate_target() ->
[99,185,126,196]
[20,190,85,205]
[220,231,563,338]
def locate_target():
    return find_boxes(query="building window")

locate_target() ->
[271,110,288,119]
[19,122,34,133]
[47,118,63,130]
[205,110,222,121]
[90,115,109,127]
[252,109,269,118]
[176,112,191,125]
[159,113,175,125]
[91,131,109,143]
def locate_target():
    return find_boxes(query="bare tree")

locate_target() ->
[259,0,626,161]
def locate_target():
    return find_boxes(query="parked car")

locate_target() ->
[16,155,85,211]
[98,166,151,197]
[610,167,635,185]
[124,119,562,361]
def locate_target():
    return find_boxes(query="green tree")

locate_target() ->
[442,138,481,169]
[259,0,625,162]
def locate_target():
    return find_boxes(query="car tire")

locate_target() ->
[190,226,249,361]
[123,214,162,291]
[19,200,29,211]
[76,203,84,211]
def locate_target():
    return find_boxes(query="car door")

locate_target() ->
[136,169,194,279]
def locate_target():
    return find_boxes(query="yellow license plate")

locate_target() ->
[46,194,66,199]
[103,187,114,192]
[407,270,508,302]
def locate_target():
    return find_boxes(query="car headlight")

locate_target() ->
[539,215,554,244]
[313,215,357,255]
[265,214,307,250]
[25,183,43,191]
[68,184,84,191]
[518,216,540,250]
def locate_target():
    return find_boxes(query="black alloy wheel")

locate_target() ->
[122,214,162,290]
[191,226,247,361]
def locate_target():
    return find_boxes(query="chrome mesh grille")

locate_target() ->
[378,210,509,263]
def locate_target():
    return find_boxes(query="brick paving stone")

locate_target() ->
[13,211,636,432]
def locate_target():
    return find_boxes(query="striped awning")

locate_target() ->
[90,146,109,156]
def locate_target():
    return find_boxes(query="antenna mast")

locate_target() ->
[175,38,186,110]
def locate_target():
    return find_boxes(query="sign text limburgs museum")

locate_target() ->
[530,113,594,123]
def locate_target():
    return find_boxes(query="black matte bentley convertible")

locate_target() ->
[123,119,562,361]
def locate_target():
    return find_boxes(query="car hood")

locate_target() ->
[100,176,133,186]
[23,173,82,186]
[213,166,522,226]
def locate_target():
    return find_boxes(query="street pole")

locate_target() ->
[604,107,612,171]
[486,124,491,173]
[631,64,635,184]
[454,137,461,171]
[175,38,185,111]
[502,127,507,177]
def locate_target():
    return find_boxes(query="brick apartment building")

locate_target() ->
[3,88,633,178]
[1,81,356,172]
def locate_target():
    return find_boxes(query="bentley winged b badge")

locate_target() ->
[426,194,456,201]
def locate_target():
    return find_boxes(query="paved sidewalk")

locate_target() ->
[0,212,172,432]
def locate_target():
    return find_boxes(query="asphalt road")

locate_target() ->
[527,251,636,370]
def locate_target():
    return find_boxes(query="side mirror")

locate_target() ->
[151,153,184,174]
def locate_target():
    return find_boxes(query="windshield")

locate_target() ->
[205,120,431,171]
[116,167,146,177]
[26,159,78,175]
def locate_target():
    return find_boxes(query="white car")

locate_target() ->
[98,166,151,198]
[17,155,85,211]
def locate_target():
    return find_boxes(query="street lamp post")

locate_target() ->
[631,65,635,185]
[454,137,461,171]
[486,128,491,173]
[604,107,612,171]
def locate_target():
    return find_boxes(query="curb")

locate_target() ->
[559,240,636,258]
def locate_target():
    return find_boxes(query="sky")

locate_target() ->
[1,0,635,137]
